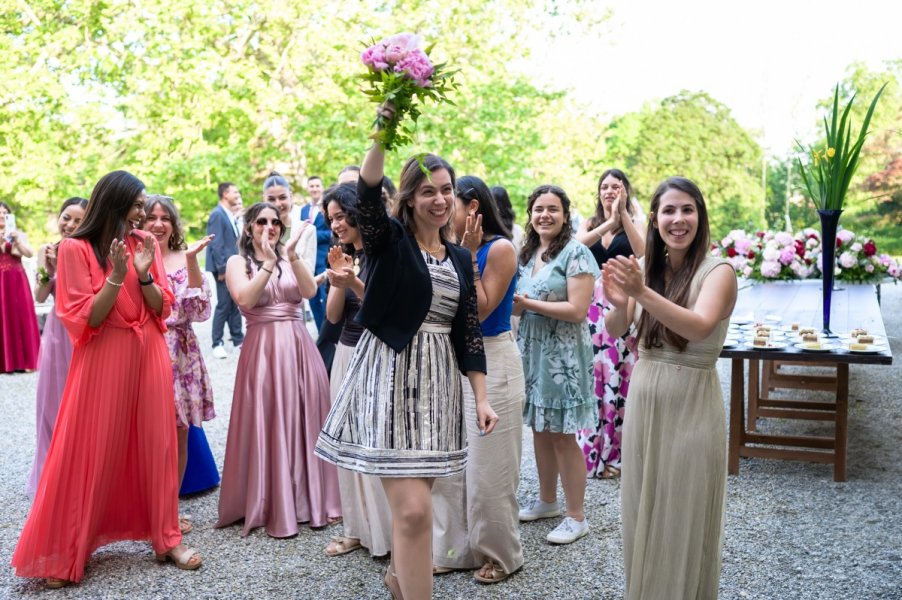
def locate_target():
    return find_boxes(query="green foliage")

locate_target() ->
[0,0,609,243]
[603,91,766,236]
[795,61,902,253]
[796,83,887,211]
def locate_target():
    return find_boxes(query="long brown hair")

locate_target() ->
[393,154,455,241]
[519,184,573,266]
[586,168,634,231]
[636,177,711,352]
[71,170,145,267]
[144,195,186,251]
[238,202,284,279]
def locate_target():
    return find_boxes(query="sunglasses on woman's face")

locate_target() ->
[254,217,282,227]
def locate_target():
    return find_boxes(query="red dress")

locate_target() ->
[0,242,40,372]
[11,231,181,583]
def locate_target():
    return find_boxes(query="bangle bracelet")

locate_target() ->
[106,277,123,287]
[289,256,300,263]
[261,267,273,274]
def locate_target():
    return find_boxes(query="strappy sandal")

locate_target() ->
[474,562,510,584]
[178,515,193,534]
[155,545,203,571]
[324,536,362,557]
[326,516,343,525]
[599,465,621,479]
[432,565,455,575]
[45,578,71,589]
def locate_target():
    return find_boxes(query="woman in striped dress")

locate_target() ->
[316,104,497,599]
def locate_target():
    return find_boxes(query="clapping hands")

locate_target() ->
[602,255,643,308]
[109,239,130,282]
[326,246,357,289]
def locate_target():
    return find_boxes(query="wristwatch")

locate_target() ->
[138,273,154,286]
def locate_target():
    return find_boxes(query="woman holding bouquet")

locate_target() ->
[604,177,736,599]
[12,171,201,587]
[574,169,644,480]
[315,104,497,599]
[26,197,87,499]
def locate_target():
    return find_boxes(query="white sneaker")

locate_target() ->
[518,498,562,522]
[546,517,589,544]
[212,345,228,359]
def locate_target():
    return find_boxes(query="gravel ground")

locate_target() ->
[1,284,900,599]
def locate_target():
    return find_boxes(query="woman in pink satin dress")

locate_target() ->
[216,202,340,537]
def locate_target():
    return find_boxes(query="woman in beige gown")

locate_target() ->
[604,177,737,600]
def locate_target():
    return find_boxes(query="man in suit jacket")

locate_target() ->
[299,175,331,330]
[206,182,244,357]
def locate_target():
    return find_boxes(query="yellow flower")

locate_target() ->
[826,147,836,158]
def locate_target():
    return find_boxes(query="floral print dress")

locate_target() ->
[517,239,599,433]
[165,267,215,427]
[576,279,638,476]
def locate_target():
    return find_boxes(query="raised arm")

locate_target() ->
[33,244,55,303]
[619,201,646,258]
[606,256,736,342]
[226,237,278,311]
[602,264,636,338]
[357,109,395,258]
[575,206,620,247]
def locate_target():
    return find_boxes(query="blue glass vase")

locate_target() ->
[818,209,843,335]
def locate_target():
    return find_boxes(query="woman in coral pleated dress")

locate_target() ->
[12,171,202,589]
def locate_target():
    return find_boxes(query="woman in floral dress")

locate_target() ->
[143,195,216,532]
[574,169,645,479]
[513,185,598,545]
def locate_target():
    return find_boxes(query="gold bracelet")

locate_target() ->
[106,277,123,287]
[289,255,300,263]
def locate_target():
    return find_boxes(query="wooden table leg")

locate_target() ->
[834,363,849,482]
[748,358,760,432]
[728,358,745,475]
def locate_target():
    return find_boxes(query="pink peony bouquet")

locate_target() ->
[360,33,457,151]
[832,229,892,283]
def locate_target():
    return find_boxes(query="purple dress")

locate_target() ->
[0,243,40,372]
[26,280,72,499]
[165,267,215,427]
[216,259,340,537]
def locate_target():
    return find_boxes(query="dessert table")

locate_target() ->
[720,282,893,481]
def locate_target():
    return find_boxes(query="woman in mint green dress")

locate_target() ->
[513,185,598,546]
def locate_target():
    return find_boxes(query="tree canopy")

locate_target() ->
[2,2,898,254]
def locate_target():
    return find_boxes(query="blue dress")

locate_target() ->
[517,239,599,433]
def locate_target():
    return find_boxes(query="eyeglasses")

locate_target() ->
[254,218,282,227]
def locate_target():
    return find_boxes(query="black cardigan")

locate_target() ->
[354,178,486,374]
